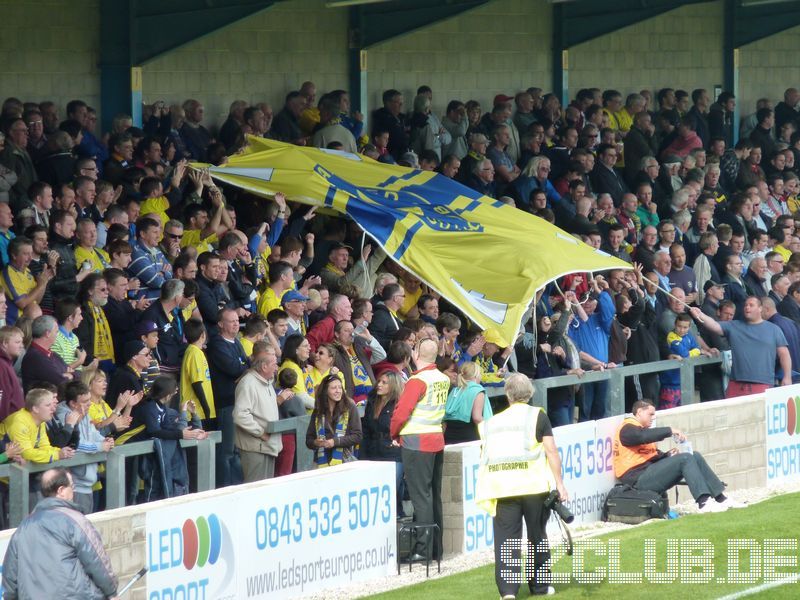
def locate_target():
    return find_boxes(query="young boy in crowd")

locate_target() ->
[659,313,709,409]
[239,315,268,357]
[180,319,215,428]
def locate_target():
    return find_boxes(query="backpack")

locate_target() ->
[602,484,669,524]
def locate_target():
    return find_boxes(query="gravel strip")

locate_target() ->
[302,482,800,600]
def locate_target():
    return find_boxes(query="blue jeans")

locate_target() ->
[548,404,572,428]
[579,380,608,422]
[215,406,242,487]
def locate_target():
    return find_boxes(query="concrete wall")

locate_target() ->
[569,1,724,102]
[141,0,349,131]
[366,0,552,119]
[739,25,800,115]
[0,0,100,116]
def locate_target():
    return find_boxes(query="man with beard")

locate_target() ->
[74,273,115,371]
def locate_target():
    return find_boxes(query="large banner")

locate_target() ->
[765,384,800,487]
[146,461,396,599]
[204,138,629,346]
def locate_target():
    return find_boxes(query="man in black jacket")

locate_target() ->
[708,92,735,148]
[590,143,628,206]
[141,279,185,375]
[218,231,257,315]
[775,88,800,131]
[749,108,778,161]
[612,400,740,512]
[49,209,91,301]
[207,307,249,487]
[369,283,404,352]
[372,89,409,161]
[195,252,231,330]
[103,268,150,364]
[623,112,657,187]
[686,88,710,149]
[779,281,800,324]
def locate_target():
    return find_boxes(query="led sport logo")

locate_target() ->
[148,512,236,600]
[182,514,222,570]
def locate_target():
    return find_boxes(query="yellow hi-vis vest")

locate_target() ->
[475,403,552,516]
[398,367,450,436]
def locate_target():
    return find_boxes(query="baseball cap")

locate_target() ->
[703,280,727,292]
[493,94,513,106]
[135,320,159,337]
[281,289,310,305]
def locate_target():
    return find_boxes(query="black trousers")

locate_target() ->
[635,451,724,501]
[493,493,551,597]
[401,448,443,558]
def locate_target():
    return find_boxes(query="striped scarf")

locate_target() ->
[315,409,350,468]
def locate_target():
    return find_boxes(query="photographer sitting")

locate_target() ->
[612,400,744,512]
[475,373,568,599]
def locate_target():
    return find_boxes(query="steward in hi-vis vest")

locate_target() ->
[474,373,568,599]
[390,339,450,562]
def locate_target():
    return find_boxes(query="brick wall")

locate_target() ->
[569,1,724,101]
[738,25,800,115]
[366,0,552,119]
[0,0,100,117]
[659,395,766,504]
[141,0,349,131]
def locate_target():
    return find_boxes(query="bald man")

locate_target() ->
[390,338,450,561]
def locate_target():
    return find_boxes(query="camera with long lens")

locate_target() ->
[544,489,574,524]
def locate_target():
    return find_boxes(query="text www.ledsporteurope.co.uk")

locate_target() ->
[500,538,800,585]
[245,537,395,596]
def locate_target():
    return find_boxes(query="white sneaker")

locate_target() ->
[699,500,728,513]
[501,595,516,600]
[720,497,747,509]
[531,586,555,596]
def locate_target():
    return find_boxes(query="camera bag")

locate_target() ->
[601,484,669,524]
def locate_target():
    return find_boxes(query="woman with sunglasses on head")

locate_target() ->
[306,374,362,468]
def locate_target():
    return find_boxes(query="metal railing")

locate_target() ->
[0,432,221,528]
[528,355,723,415]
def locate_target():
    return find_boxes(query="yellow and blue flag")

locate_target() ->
[204,137,629,346]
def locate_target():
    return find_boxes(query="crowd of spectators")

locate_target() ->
[0,81,798,522]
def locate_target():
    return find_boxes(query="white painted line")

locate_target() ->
[715,573,800,600]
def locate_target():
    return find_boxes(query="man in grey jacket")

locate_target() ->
[233,345,292,482]
[2,468,119,599]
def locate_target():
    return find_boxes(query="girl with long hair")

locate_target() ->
[305,374,362,468]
